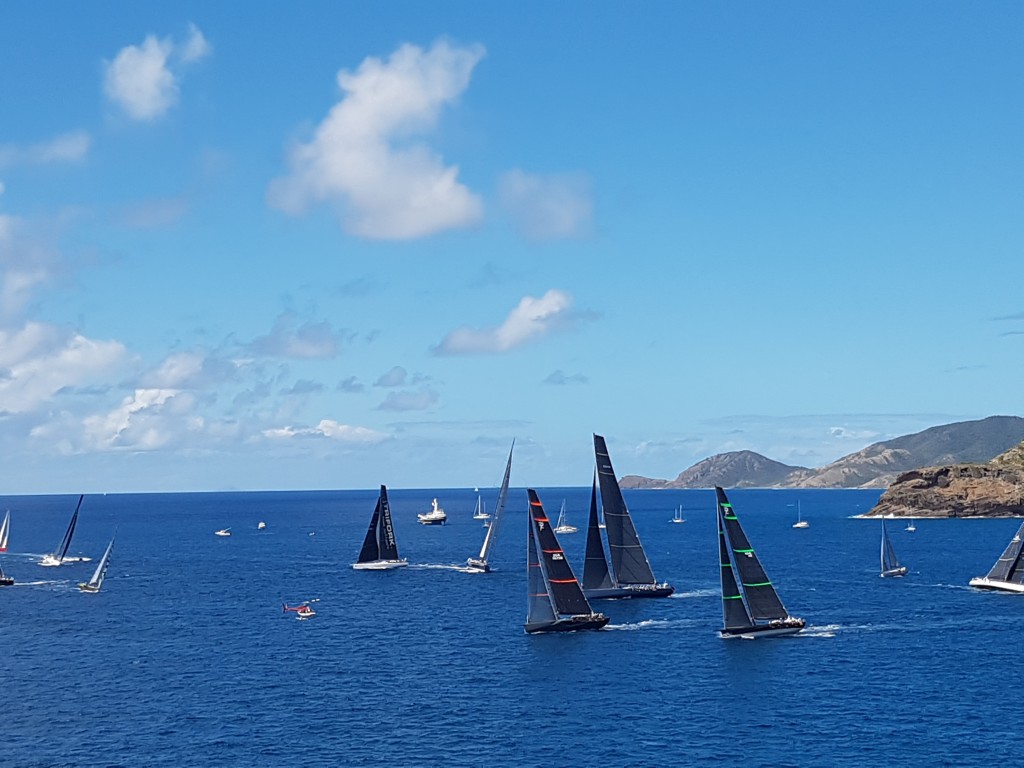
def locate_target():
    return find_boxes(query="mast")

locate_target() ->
[593,434,657,586]
[715,486,788,621]
[476,441,514,563]
[985,521,1024,584]
[582,471,614,591]
[525,504,557,628]
[527,489,594,617]
[54,495,84,562]
[356,496,382,564]
[377,485,399,561]
[718,492,753,629]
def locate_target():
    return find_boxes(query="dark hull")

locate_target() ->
[585,583,675,600]
[0,577,13,586]
[720,618,806,639]
[525,614,610,634]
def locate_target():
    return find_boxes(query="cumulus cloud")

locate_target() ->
[0,213,60,322]
[262,419,387,443]
[337,376,364,393]
[0,323,125,414]
[78,388,197,450]
[0,131,91,169]
[434,289,585,355]
[543,369,588,386]
[377,390,439,411]
[499,169,592,240]
[280,379,324,396]
[104,24,210,121]
[247,315,343,359]
[267,40,485,240]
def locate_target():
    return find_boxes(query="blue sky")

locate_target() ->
[1,3,1021,493]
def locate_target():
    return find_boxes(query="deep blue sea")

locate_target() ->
[3,486,1023,767]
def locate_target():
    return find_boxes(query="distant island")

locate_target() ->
[619,415,1024,490]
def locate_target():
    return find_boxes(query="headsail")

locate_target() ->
[474,441,514,565]
[594,434,657,586]
[356,497,382,564]
[582,472,614,592]
[716,487,788,622]
[984,521,1024,585]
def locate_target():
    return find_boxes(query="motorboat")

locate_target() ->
[417,498,447,525]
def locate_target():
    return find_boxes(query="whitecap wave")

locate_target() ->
[605,619,693,631]
[669,588,718,599]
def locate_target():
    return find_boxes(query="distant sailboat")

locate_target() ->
[792,501,809,529]
[40,495,84,567]
[0,560,12,586]
[969,521,1024,593]
[553,500,577,534]
[717,486,805,638]
[879,519,907,577]
[353,485,408,570]
[671,505,685,524]
[905,519,917,532]
[472,495,490,520]
[0,509,9,551]
[466,441,514,573]
[524,488,608,634]
[214,528,232,537]
[583,435,674,599]
[78,536,114,593]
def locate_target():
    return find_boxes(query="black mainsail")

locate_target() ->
[467,441,514,572]
[353,485,407,570]
[588,434,673,598]
[716,486,804,638]
[970,521,1024,592]
[42,494,83,566]
[524,489,608,634]
[879,519,907,577]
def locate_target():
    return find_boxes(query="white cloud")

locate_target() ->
[267,40,485,240]
[0,323,125,414]
[0,131,92,169]
[0,212,58,321]
[499,169,592,240]
[80,388,191,450]
[104,25,210,121]
[433,289,581,355]
[247,315,342,359]
[263,419,387,443]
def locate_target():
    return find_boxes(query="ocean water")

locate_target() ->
[2,486,1023,767]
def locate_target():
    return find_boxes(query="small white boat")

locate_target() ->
[417,498,447,525]
[257,521,267,530]
[554,499,577,534]
[215,528,231,537]
[879,519,907,578]
[792,502,809,529]
[905,519,916,532]
[671,505,685,524]
[472,495,490,520]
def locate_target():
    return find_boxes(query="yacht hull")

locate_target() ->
[77,583,100,593]
[585,583,675,600]
[352,559,408,571]
[969,576,1024,593]
[465,559,490,573]
[0,577,13,586]
[720,618,806,639]
[525,614,610,634]
[881,567,908,578]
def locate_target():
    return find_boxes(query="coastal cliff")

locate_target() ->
[867,442,1024,518]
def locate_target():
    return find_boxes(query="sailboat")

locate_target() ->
[905,519,917,532]
[78,536,114,593]
[0,509,9,551]
[879,519,907,577]
[466,441,514,573]
[969,521,1024,593]
[525,488,608,634]
[352,485,408,570]
[671,505,685,524]
[553,500,577,534]
[40,495,84,567]
[0,563,12,586]
[583,435,674,599]
[716,486,805,638]
[792,501,809,529]
[472,495,490,520]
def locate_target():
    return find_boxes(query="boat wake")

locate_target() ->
[409,563,475,572]
[798,623,841,638]
[605,618,696,632]
[669,588,718,599]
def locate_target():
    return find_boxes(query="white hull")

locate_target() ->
[352,559,408,570]
[969,576,1024,593]
[792,521,809,529]
[417,516,446,525]
[881,567,908,578]
[39,555,63,567]
[554,526,577,534]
